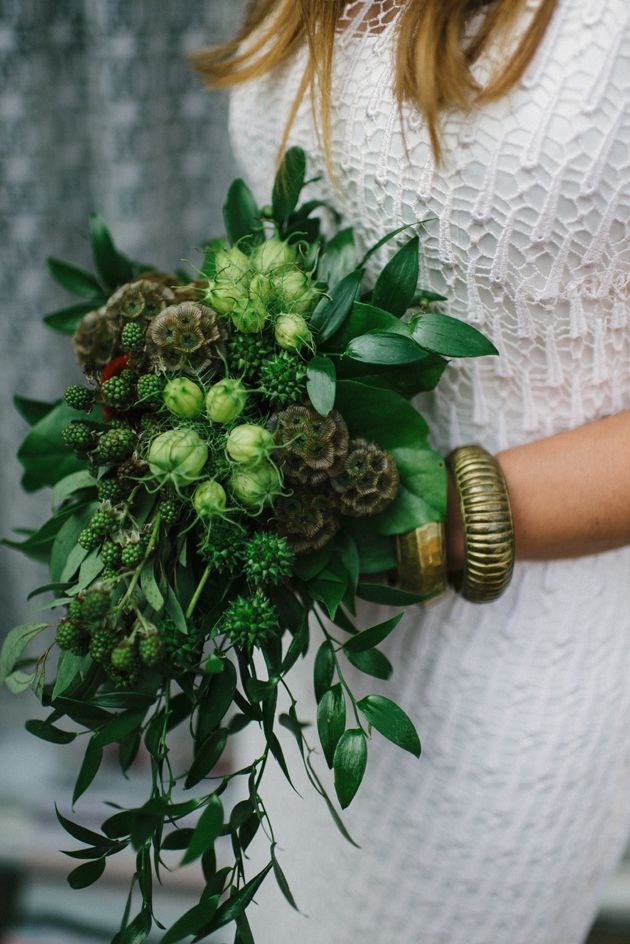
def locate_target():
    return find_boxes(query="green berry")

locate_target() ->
[101,370,136,408]
[89,628,119,663]
[106,663,140,688]
[101,566,119,582]
[110,639,138,673]
[242,533,295,587]
[138,632,164,666]
[121,322,145,352]
[136,373,164,405]
[97,478,125,504]
[56,619,89,655]
[89,507,117,537]
[121,541,145,568]
[222,593,278,651]
[79,586,111,624]
[95,427,135,462]
[64,385,94,412]
[158,495,179,526]
[78,527,100,551]
[101,540,121,567]
[67,599,83,623]
[62,421,95,454]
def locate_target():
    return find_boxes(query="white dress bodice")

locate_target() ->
[227,3,630,943]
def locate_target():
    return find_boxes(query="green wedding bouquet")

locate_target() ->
[1,147,497,943]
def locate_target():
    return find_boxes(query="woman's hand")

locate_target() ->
[444,409,630,573]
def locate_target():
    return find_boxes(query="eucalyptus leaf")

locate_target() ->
[47,257,103,297]
[357,694,421,757]
[160,896,219,944]
[345,330,428,366]
[306,355,336,415]
[313,641,335,703]
[185,729,228,789]
[25,719,77,744]
[93,708,147,748]
[181,794,223,865]
[13,394,55,426]
[371,236,419,316]
[0,623,48,687]
[4,669,36,694]
[345,647,393,680]
[207,862,272,931]
[271,842,301,912]
[44,302,100,334]
[52,471,97,509]
[17,401,86,492]
[73,737,104,804]
[342,613,403,653]
[67,856,106,889]
[333,729,367,809]
[140,559,164,611]
[52,651,91,699]
[317,683,346,769]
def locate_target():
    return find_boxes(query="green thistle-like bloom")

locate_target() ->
[259,351,307,406]
[225,332,274,382]
[242,533,295,587]
[62,421,96,455]
[100,370,136,409]
[95,427,135,462]
[222,593,279,651]
[64,384,94,412]
[159,619,203,673]
[198,518,248,574]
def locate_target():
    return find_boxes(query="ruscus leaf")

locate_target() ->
[317,683,346,769]
[333,729,368,809]
[181,794,223,865]
[306,354,336,415]
[357,694,421,757]
[371,235,420,316]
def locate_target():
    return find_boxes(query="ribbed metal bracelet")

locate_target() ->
[444,444,515,603]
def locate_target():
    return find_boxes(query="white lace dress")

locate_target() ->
[227,2,630,942]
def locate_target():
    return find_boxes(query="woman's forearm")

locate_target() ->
[444,409,630,573]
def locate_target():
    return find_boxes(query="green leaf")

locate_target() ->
[55,806,107,847]
[51,508,92,583]
[310,269,363,343]
[345,647,393,680]
[67,856,106,889]
[73,737,103,804]
[17,401,86,492]
[411,311,499,357]
[345,330,428,365]
[376,445,446,535]
[160,896,219,944]
[317,683,346,769]
[271,843,301,912]
[319,227,356,287]
[340,357,447,399]
[358,222,417,268]
[47,257,103,298]
[93,708,147,748]
[185,729,228,789]
[357,694,421,757]
[116,907,152,944]
[13,394,55,426]
[372,236,419,316]
[333,729,368,809]
[44,301,100,334]
[89,212,133,290]
[325,301,409,352]
[52,471,97,509]
[272,146,307,223]
[181,794,223,865]
[196,660,237,742]
[165,585,188,635]
[25,719,77,744]
[313,641,335,703]
[52,652,90,699]
[0,623,48,687]
[309,567,347,619]
[208,863,272,931]
[4,670,36,694]
[223,178,262,248]
[343,613,403,653]
[306,355,336,415]
[356,582,425,606]
[140,559,164,611]
[334,380,429,451]
[291,542,333,581]
[90,692,155,709]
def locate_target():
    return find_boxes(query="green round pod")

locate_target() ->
[148,428,208,486]
[205,378,248,424]
[193,479,227,519]
[163,377,204,418]
[230,462,281,508]
[226,424,275,466]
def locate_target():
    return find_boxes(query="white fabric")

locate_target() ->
[228,2,630,942]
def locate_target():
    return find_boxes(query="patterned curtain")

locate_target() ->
[0,0,246,626]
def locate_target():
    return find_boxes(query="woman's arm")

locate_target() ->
[444,409,630,573]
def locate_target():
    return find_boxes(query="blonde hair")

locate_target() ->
[190,0,559,166]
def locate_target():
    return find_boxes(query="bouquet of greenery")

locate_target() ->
[1,147,497,943]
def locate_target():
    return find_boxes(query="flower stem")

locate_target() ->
[185,564,212,620]
[118,511,161,611]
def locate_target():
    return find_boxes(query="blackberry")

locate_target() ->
[97,478,125,504]
[259,351,307,406]
[79,586,111,624]
[62,421,95,455]
[136,373,164,405]
[95,427,135,462]
[89,628,119,663]
[78,526,101,551]
[138,632,164,667]
[222,593,278,651]
[67,599,83,623]
[64,384,94,412]
[56,619,89,655]
[158,493,179,526]
[108,418,132,431]
[226,332,274,383]
[106,663,140,688]
[121,541,145,568]
[89,507,117,538]
[121,322,145,352]
[100,566,119,582]
[110,639,138,673]
[100,370,136,409]
[100,540,121,568]
[242,532,295,587]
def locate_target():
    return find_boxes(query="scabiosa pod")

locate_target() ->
[162,377,204,418]
[193,479,227,520]
[226,424,275,466]
[205,378,247,424]
[274,312,313,351]
[147,427,208,488]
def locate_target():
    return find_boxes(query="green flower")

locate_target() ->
[274,312,313,351]
[222,593,279,650]
[242,533,295,587]
[252,238,296,274]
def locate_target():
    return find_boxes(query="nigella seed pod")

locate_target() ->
[230,463,281,508]
[226,424,275,466]
[205,378,247,424]
[274,313,313,351]
[252,237,297,274]
[162,377,204,418]
[193,479,227,519]
[214,246,250,282]
[273,268,319,314]
[147,428,208,487]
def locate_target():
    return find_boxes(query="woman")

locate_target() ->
[192,2,630,942]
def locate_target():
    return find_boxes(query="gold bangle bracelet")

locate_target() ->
[444,444,515,603]
[395,520,448,602]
